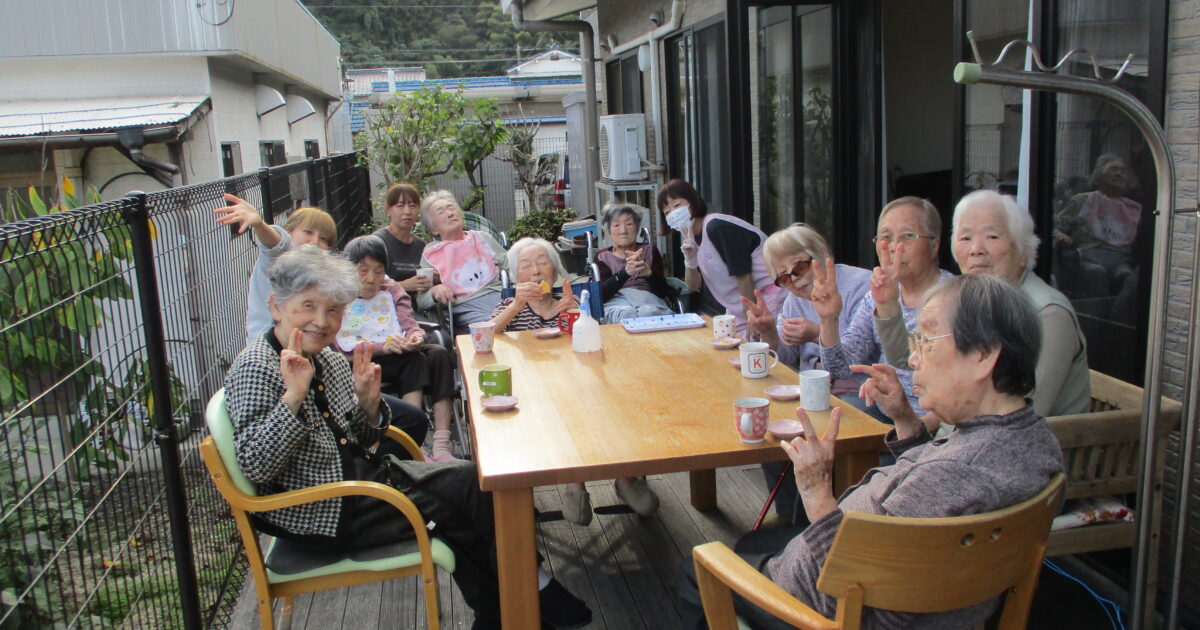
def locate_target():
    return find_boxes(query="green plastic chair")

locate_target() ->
[200,389,455,629]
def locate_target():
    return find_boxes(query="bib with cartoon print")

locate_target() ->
[336,292,403,352]
[423,231,499,298]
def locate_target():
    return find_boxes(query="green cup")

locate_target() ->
[478,364,512,397]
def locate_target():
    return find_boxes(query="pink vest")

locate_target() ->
[697,213,783,337]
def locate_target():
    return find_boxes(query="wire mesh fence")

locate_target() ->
[0,153,373,629]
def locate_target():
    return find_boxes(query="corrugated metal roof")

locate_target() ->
[0,95,209,137]
[347,68,426,96]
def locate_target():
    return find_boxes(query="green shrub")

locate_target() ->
[506,208,578,243]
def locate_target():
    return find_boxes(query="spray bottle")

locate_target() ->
[571,289,602,353]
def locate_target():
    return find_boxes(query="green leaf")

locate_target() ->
[28,187,48,216]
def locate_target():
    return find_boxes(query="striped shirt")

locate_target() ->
[490,297,559,332]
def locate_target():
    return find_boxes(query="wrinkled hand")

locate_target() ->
[213,193,263,233]
[740,289,774,337]
[555,280,578,315]
[430,284,455,304]
[383,337,407,354]
[850,363,919,432]
[809,258,843,321]
[870,247,901,315]
[400,331,426,351]
[401,274,433,293]
[279,329,314,410]
[352,343,382,417]
[779,317,820,346]
[624,248,647,278]
[780,408,840,496]
[513,281,543,306]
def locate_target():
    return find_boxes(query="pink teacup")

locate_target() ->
[470,321,496,353]
[733,397,770,444]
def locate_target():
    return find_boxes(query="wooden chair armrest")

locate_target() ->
[693,542,839,630]
[384,425,425,461]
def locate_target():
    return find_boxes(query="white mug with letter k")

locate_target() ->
[738,342,778,379]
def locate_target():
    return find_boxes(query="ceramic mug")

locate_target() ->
[738,342,779,379]
[799,369,832,411]
[558,308,581,333]
[470,321,496,353]
[712,314,737,339]
[478,364,512,397]
[733,397,770,443]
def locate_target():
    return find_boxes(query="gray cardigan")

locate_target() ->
[766,404,1063,629]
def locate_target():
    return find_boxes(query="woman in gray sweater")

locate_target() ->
[679,274,1064,629]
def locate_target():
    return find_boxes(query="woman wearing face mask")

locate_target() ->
[657,179,783,337]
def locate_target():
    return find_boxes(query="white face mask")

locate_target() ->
[665,206,691,232]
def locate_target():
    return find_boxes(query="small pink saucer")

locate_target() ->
[768,420,805,440]
[481,395,518,412]
[729,357,741,368]
[710,336,742,349]
[764,385,801,401]
[533,327,561,339]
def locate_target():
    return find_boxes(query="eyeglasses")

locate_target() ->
[907,330,953,356]
[773,258,813,289]
[872,232,935,245]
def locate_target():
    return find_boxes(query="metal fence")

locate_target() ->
[0,153,372,629]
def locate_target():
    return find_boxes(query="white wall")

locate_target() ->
[0,56,209,101]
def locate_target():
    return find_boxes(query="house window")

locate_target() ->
[606,54,644,115]
[665,18,731,214]
[220,142,243,177]
[259,141,286,167]
[304,140,320,160]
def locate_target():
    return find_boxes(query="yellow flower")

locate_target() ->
[61,176,75,197]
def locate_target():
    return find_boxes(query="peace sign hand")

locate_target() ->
[870,246,902,319]
[280,328,314,413]
[352,343,382,419]
[780,408,840,496]
[809,258,843,322]
[850,362,920,436]
[740,289,774,337]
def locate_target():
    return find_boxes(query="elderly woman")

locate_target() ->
[877,190,1091,419]
[594,202,674,322]
[810,196,954,420]
[678,274,1064,629]
[224,246,591,630]
[658,179,783,337]
[416,190,506,335]
[489,237,660,525]
[1054,153,1142,297]
[372,182,434,294]
[743,223,872,524]
[337,235,460,462]
[488,237,580,332]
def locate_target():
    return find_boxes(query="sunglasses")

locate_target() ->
[773,258,813,289]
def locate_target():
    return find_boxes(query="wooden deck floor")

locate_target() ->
[229,466,773,629]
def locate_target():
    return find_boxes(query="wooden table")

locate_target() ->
[457,321,890,629]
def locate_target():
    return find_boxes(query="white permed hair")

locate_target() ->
[506,237,567,283]
[268,245,360,305]
[952,190,1041,271]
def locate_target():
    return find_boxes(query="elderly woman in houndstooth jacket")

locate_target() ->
[222,246,590,630]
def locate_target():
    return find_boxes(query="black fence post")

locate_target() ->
[307,159,319,208]
[121,191,204,630]
[259,167,274,224]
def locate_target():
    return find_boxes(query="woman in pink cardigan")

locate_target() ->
[337,235,458,462]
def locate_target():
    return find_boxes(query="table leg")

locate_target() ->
[689,469,717,510]
[493,487,539,629]
[833,450,877,496]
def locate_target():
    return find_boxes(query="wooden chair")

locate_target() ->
[693,474,1066,630]
[1045,369,1182,556]
[199,389,455,630]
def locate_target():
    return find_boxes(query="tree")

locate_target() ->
[355,86,468,188]
[502,114,556,213]
[451,98,509,214]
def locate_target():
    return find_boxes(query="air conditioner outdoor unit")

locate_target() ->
[599,114,646,181]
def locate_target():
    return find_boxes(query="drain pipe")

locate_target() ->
[612,0,685,173]
[511,1,600,215]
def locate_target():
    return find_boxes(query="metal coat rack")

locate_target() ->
[954,31,1199,629]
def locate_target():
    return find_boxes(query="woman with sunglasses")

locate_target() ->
[744,223,872,526]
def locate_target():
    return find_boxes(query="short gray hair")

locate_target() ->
[922,274,1040,397]
[762,223,833,278]
[880,196,942,242]
[269,245,360,305]
[419,189,458,237]
[601,202,645,237]
[343,234,388,267]
[507,237,567,282]
[952,190,1040,271]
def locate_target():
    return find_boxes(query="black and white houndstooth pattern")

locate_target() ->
[224,334,390,537]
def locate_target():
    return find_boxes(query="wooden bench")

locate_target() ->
[1045,370,1182,557]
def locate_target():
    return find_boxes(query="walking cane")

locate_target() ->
[753,466,790,531]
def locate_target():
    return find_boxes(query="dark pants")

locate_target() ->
[678,527,806,630]
[377,344,456,401]
[378,394,428,458]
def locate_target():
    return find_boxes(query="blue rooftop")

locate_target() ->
[373,75,583,92]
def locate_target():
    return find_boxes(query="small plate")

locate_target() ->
[481,395,518,412]
[729,357,741,368]
[710,336,742,350]
[768,420,805,440]
[533,327,561,339]
[764,385,801,401]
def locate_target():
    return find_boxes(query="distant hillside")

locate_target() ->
[302,0,574,78]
